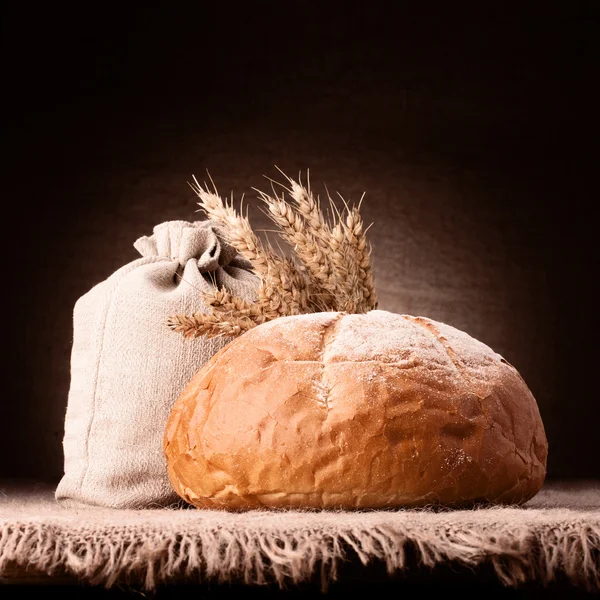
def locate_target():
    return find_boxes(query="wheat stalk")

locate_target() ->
[254,187,337,309]
[191,175,271,276]
[263,256,310,316]
[202,288,267,324]
[279,169,333,254]
[170,169,377,339]
[167,311,256,339]
[343,205,378,311]
[261,171,377,313]
[191,175,310,317]
[324,220,353,310]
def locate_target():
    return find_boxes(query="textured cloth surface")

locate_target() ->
[1,482,598,591]
[55,220,258,510]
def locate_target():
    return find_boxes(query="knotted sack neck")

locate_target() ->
[133,220,238,273]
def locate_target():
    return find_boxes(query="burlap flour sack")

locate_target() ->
[56,220,258,509]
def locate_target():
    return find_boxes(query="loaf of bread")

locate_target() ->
[164,311,547,509]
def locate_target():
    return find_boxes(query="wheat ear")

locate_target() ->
[191,175,310,318]
[202,288,267,324]
[278,169,334,257]
[191,175,272,276]
[343,205,378,311]
[167,312,257,339]
[285,175,371,312]
[261,256,310,317]
[171,169,377,340]
[254,188,337,310]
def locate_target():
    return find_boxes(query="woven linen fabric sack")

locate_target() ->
[56,220,258,509]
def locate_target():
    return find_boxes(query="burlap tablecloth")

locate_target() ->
[1,482,598,591]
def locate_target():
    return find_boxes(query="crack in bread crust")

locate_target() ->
[403,315,473,387]
[403,315,494,429]
[316,313,345,413]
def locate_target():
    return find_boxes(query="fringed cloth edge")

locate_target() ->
[1,483,599,591]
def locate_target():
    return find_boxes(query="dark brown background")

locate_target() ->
[3,4,598,482]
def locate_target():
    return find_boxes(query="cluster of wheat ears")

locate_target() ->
[168,169,377,339]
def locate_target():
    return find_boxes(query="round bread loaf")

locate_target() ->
[164,311,547,509]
